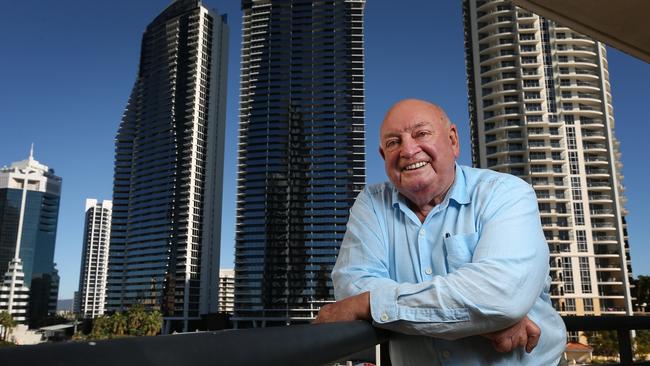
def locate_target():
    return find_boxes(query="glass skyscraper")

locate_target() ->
[106,0,229,332]
[234,0,366,327]
[463,0,633,317]
[0,150,61,327]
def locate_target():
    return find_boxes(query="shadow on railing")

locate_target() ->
[0,320,388,366]
[1,316,650,366]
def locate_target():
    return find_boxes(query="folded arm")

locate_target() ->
[323,178,549,341]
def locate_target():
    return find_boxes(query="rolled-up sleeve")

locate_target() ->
[333,177,550,340]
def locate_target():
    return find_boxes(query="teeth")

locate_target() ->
[405,161,428,170]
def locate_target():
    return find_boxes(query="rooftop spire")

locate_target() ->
[29,143,34,160]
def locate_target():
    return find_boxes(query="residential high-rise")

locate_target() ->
[106,0,229,333]
[463,0,633,317]
[75,199,112,318]
[218,269,234,314]
[234,0,366,327]
[0,149,61,326]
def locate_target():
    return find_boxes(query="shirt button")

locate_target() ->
[419,229,425,236]
[380,313,389,321]
[442,350,451,359]
[425,267,432,275]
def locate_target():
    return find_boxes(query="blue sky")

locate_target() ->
[1,0,648,300]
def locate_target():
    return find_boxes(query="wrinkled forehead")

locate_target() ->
[380,120,433,139]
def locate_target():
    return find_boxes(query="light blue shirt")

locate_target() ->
[333,164,566,365]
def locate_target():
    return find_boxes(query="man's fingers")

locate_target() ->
[526,332,540,353]
[516,331,528,349]
[492,337,513,353]
[524,317,541,353]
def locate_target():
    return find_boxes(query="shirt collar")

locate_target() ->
[448,162,471,205]
[391,162,471,209]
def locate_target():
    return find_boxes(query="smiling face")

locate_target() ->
[379,100,460,209]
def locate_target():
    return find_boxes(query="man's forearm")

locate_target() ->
[314,292,370,323]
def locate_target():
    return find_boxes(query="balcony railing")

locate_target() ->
[2,317,650,366]
[0,321,388,366]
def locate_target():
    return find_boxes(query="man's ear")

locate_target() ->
[379,146,385,160]
[449,124,460,158]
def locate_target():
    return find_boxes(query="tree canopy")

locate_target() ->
[86,305,162,340]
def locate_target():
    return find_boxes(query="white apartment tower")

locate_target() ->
[75,199,112,318]
[218,269,234,314]
[463,0,633,316]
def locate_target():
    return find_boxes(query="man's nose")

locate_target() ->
[400,136,420,158]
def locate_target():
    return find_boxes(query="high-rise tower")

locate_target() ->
[463,0,633,317]
[0,149,61,326]
[75,199,112,318]
[106,0,229,332]
[233,0,366,327]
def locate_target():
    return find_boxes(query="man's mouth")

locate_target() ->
[403,161,429,171]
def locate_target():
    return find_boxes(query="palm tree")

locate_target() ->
[111,312,127,336]
[126,304,147,336]
[90,315,111,340]
[143,310,162,336]
[0,312,16,342]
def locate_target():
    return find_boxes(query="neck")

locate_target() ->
[409,189,449,223]
[406,178,453,222]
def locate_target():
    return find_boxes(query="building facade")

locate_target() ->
[463,0,633,316]
[106,0,229,332]
[218,269,234,314]
[234,0,366,327]
[75,199,112,318]
[0,150,61,326]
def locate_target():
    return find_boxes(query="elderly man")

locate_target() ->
[315,99,566,365]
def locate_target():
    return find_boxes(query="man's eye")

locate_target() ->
[416,131,431,138]
[386,140,398,149]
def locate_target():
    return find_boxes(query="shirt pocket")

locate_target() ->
[443,232,479,273]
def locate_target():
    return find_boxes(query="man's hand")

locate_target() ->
[314,292,371,323]
[482,316,540,353]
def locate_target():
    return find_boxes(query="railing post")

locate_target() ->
[380,341,391,366]
[617,328,633,366]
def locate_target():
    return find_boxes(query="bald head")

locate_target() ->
[380,99,451,140]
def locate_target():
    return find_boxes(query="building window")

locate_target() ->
[569,151,579,173]
[563,257,574,293]
[576,230,588,252]
[580,257,592,293]
[573,202,585,225]
[567,331,579,343]
[565,298,576,311]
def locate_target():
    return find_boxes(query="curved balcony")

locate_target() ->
[476,6,513,22]
[557,48,597,58]
[480,53,518,67]
[583,142,607,152]
[580,129,607,140]
[484,119,523,132]
[478,41,516,55]
[476,0,510,12]
[591,209,615,218]
[522,82,543,90]
[559,82,600,93]
[584,155,608,166]
[478,19,515,33]
[589,193,613,203]
[586,167,610,178]
[571,58,599,68]
[481,76,517,89]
